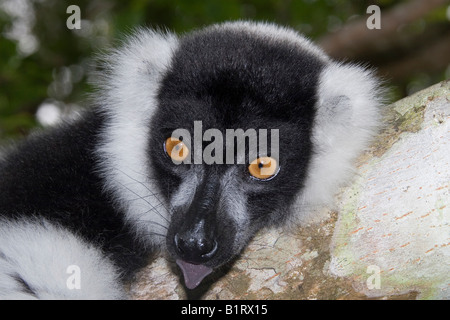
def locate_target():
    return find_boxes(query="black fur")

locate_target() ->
[0,110,150,279]
[150,28,324,268]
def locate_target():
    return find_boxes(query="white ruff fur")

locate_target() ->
[95,29,179,246]
[294,62,383,224]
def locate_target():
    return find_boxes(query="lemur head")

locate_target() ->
[96,21,382,289]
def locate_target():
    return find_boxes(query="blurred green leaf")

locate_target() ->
[0,0,448,141]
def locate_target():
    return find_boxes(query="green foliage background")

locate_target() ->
[0,0,448,140]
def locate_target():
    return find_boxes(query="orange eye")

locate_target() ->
[164,137,189,163]
[248,156,279,180]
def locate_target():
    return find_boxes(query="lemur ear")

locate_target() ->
[293,62,384,225]
[315,95,353,129]
[313,62,383,150]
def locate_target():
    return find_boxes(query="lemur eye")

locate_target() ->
[248,157,279,180]
[164,137,189,162]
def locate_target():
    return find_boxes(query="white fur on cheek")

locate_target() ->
[94,29,179,245]
[170,168,203,211]
[218,168,250,250]
[294,62,384,224]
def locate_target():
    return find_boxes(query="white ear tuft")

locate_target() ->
[294,62,384,225]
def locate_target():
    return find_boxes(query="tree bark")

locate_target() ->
[130,81,450,300]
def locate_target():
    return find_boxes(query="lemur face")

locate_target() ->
[148,27,323,288]
[96,22,381,290]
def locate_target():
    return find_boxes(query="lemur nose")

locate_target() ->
[174,233,218,264]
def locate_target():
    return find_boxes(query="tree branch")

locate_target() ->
[379,31,450,81]
[318,0,449,60]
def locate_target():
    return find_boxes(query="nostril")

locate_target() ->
[201,239,218,259]
[174,233,185,254]
[174,233,218,263]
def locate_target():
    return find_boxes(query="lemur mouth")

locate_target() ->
[176,259,213,289]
